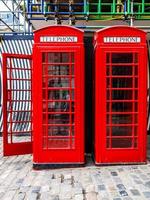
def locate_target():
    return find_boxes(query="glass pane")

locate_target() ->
[107,103,110,112]
[106,66,110,75]
[134,125,138,133]
[107,138,110,148]
[106,53,110,63]
[12,134,31,143]
[135,102,138,111]
[112,53,133,63]
[43,101,74,112]
[7,111,31,122]
[48,126,70,136]
[112,78,132,88]
[111,126,132,136]
[106,78,111,88]
[106,127,110,136]
[112,90,133,100]
[43,138,75,149]
[135,66,138,75]
[7,102,31,112]
[9,80,31,90]
[43,114,47,124]
[8,121,31,131]
[10,91,31,101]
[43,52,74,63]
[46,65,71,76]
[134,138,138,148]
[112,138,132,148]
[106,115,111,124]
[48,114,71,124]
[112,66,132,76]
[134,53,138,63]
[105,52,139,150]
[111,114,133,124]
[43,126,47,136]
[135,90,138,100]
[42,77,46,87]
[111,102,133,112]
[42,52,75,150]
[47,126,74,137]
[42,90,46,100]
[135,78,138,88]
[107,102,138,112]
[47,78,74,88]
[107,90,111,100]
[134,114,138,123]
[48,90,74,100]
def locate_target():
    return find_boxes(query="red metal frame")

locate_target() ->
[94,26,147,164]
[33,26,84,165]
[3,53,33,156]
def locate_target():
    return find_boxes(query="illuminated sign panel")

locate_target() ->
[104,37,141,43]
[40,36,78,42]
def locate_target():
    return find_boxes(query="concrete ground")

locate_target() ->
[0,137,150,200]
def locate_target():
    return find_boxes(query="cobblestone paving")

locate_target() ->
[1,137,150,200]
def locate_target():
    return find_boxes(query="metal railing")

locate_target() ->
[26,0,150,20]
[0,0,33,33]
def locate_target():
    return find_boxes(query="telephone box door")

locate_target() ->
[95,47,147,163]
[33,46,84,165]
[3,53,33,156]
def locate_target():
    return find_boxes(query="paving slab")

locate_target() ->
[0,137,150,200]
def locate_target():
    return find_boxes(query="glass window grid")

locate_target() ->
[42,52,75,149]
[6,58,32,144]
[106,52,139,149]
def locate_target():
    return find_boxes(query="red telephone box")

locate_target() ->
[94,26,147,164]
[33,26,85,168]
[2,26,84,168]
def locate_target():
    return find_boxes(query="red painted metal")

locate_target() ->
[94,26,147,164]
[33,26,85,165]
[3,53,33,156]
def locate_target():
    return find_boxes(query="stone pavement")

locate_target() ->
[1,137,150,200]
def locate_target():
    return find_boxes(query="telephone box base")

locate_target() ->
[33,163,85,170]
[95,162,147,166]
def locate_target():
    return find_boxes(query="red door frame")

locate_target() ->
[95,46,147,164]
[33,46,85,164]
[3,53,33,156]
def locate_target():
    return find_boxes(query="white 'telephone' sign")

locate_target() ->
[104,37,141,43]
[40,36,78,42]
